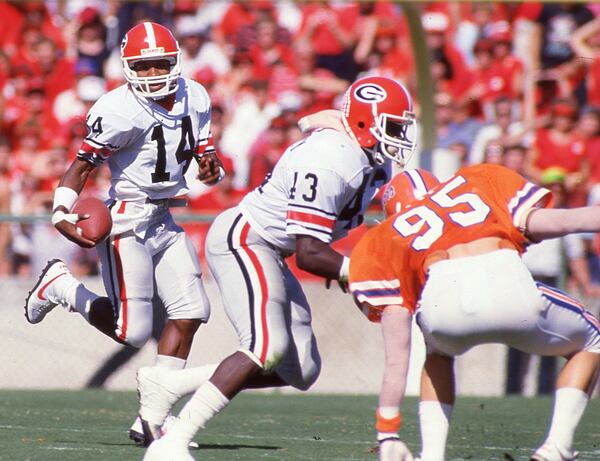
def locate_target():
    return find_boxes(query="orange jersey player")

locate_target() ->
[349,165,600,461]
[352,164,551,321]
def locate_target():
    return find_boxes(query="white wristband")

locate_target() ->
[51,210,80,226]
[377,432,400,442]
[53,186,79,212]
[338,256,350,282]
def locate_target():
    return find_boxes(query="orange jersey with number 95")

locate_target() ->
[349,164,552,321]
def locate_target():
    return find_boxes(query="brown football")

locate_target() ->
[72,197,112,243]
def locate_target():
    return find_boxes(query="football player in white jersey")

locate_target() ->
[135,76,418,460]
[24,22,223,446]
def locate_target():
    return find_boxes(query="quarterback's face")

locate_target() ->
[132,59,171,91]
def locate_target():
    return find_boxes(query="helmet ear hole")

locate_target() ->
[358,121,365,128]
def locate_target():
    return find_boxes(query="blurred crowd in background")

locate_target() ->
[2,0,600,295]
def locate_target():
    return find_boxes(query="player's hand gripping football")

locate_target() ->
[378,437,414,461]
[197,153,222,185]
[53,209,96,248]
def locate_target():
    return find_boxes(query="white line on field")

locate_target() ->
[42,447,108,452]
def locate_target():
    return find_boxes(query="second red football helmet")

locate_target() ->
[382,169,439,217]
[341,76,417,166]
[121,22,181,98]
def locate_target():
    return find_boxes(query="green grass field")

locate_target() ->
[1,391,599,461]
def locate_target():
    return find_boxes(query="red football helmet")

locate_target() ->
[382,169,439,217]
[121,22,181,98]
[341,76,417,166]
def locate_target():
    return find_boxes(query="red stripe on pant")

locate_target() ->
[114,201,128,342]
[239,222,270,364]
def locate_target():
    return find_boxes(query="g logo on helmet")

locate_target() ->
[354,84,387,103]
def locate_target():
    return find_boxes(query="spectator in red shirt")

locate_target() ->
[248,16,294,81]
[489,22,525,105]
[525,99,589,205]
[455,2,508,66]
[0,1,26,57]
[464,36,523,119]
[9,24,44,76]
[430,49,462,97]
[0,2,65,59]
[9,82,58,153]
[213,2,279,54]
[268,40,348,114]
[354,22,414,85]
[422,11,471,99]
[571,17,600,108]
[32,37,76,104]
[577,107,600,202]
[296,1,358,80]
[352,2,411,80]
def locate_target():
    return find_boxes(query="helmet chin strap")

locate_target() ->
[363,144,385,166]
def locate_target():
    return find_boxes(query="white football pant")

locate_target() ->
[205,207,321,390]
[417,249,600,357]
[96,199,210,347]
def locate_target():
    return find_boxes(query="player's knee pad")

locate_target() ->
[295,344,322,391]
[164,275,210,321]
[261,333,291,373]
[273,346,322,391]
[115,298,153,348]
[292,358,321,391]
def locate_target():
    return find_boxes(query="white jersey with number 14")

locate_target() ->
[78,78,213,201]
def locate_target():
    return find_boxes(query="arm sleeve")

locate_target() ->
[78,109,134,167]
[489,166,552,229]
[285,168,346,243]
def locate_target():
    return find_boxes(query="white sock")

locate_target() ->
[169,364,219,396]
[50,269,80,300]
[155,354,186,370]
[166,381,229,444]
[545,387,589,454]
[64,283,100,322]
[419,401,453,461]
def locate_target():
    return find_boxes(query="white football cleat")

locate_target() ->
[137,367,186,443]
[531,443,578,461]
[143,437,194,461]
[25,259,71,324]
